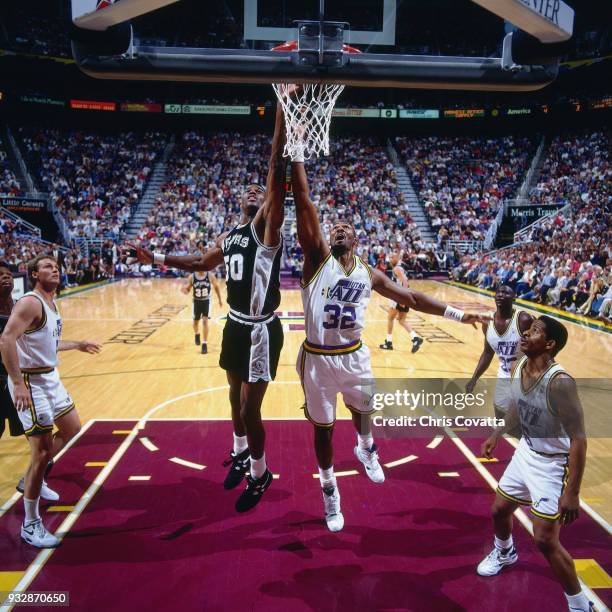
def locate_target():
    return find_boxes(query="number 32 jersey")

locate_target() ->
[301,253,372,349]
[222,221,282,317]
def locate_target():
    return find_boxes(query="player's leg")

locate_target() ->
[477,492,520,575]
[193,303,201,345]
[380,307,397,349]
[343,346,385,483]
[52,408,81,457]
[532,518,592,611]
[21,431,60,548]
[234,379,273,512]
[223,370,250,490]
[200,300,210,354]
[397,311,423,353]
[299,347,344,531]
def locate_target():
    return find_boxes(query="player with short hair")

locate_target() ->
[182,268,222,354]
[478,316,593,612]
[379,252,423,353]
[128,104,287,512]
[0,255,101,548]
[291,160,488,532]
[466,284,532,424]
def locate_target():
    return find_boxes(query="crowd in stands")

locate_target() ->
[453,194,611,323]
[0,146,22,197]
[20,128,165,241]
[133,131,269,264]
[528,131,609,204]
[397,135,536,247]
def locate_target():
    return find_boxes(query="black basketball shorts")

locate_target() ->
[0,378,24,438]
[219,314,283,383]
[193,299,210,321]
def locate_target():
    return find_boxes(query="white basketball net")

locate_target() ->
[272,83,345,161]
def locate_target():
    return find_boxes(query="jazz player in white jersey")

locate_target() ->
[291,161,487,531]
[478,316,593,612]
[0,255,101,548]
[466,285,532,424]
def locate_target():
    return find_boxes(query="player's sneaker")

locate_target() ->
[222,448,250,490]
[16,479,59,502]
[411,336,424,353]
[201,343,208,354]
[235,469,273,513]
[379,340,393,350]
[322,485,344,532]
[476,545,518,576]
[21,519,60,548]
[354,444,385,483]
[195,333,201,345]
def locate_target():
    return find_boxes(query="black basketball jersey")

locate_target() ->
[222,222,282,317]
[0,306,12,379]
[192,272,211,301]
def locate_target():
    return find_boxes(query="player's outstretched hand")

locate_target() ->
[465,379,476,394]
[124,242,153,265]
[558,490,580,525]
[461,312,493,329]
[79,341,102,354]
[481,434,498,459]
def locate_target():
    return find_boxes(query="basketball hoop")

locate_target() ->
[272,41,361,161]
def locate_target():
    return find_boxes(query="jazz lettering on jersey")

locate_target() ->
[497,340,519,373]
[322,279,367,304]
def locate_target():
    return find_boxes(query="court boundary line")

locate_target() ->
[56,279,115,301]
[448,432,606,610]
[441,280,611,334]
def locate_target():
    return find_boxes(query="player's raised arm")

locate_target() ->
[369,267,488,325]
[291,161,329,279]
[126,234,226,273]
[254,102,287,247]
[551,374,587,525]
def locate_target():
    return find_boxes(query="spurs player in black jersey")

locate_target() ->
[129,105,287,512]
[181,268,222,354]
[0,262,23,440]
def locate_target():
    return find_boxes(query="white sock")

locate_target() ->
[24,497,40,524]
[250,453,267,479]
[358,432,374,451]
[410,330,418,340]
[386,334,393,343]
[233,433,248,454]
[565,591,590,611]
[318,466,336,488]
[494,534,513,551]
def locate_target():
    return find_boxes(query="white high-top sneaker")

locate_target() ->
[321,485,344,532]
[21,519,61,549]
[354,444,385,483]
[17,478,60,502]
[477,545,518,576]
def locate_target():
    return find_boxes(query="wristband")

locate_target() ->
[153,252,166,266]
[444,305,464,322]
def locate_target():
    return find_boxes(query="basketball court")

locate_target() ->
[1,279,610,610]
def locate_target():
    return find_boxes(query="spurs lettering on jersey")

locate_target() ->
[192,272,211,301]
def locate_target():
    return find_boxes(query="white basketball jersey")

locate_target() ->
[511,355,570,455]
[301,254,372,352]
[486,310,523,378]
[17,292,62,370]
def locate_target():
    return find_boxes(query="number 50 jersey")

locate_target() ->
[222,222,282,318]
[301,253,372,353]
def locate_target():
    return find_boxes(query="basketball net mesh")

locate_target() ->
[272,83,345,161]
